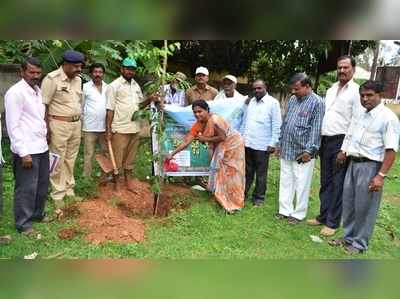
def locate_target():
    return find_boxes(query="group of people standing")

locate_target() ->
[0,51,399,254]
[1,50,156,237]
[167,56,399,254]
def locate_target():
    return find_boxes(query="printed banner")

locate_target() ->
[152,98,247,177]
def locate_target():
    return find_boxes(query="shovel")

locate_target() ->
[95,139,118,175]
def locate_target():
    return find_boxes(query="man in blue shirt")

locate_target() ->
[276,73,325,224]
[242,80,282,206]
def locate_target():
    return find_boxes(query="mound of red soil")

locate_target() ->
[77,199,145,245]
[58,228,77,240]
[72,179,196,245]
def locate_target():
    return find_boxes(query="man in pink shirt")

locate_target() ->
[5,57,49,236]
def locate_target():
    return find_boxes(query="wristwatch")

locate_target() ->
[378,172,386,178]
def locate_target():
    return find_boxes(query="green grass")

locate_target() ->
[1,138,399,259]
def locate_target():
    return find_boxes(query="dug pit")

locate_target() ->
[59,179,199,245]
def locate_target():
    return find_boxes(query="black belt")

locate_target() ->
[322,134,345,141]
[349,156,379,163]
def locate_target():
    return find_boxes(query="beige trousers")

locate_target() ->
[83,131,106,177]
[112,133,140,173]
[49,119,81,205]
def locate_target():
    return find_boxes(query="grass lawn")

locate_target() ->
[0,138,399,259]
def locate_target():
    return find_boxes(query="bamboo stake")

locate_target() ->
[153,40,168,216]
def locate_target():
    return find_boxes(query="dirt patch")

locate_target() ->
[72,179,196,245]
[61,203,80,219]
[58,228,77,240]
[77,200,145,245]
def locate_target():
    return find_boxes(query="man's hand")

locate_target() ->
[336,151,347,168]
[368,175,384,193]
[105,131,113,142]
[149,91,161,102]
[267,146,275,154]
[297,152,311,163]
[274,146,281,157]
[21,155,33,169]
[46,131,51,144]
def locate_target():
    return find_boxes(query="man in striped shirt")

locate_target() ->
[276,73,325,224]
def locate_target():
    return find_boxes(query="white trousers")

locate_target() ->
[278,159,315,220]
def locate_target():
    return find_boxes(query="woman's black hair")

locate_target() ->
[192,99,210,112]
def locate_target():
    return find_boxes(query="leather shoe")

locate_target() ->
[306,218,322,226]
[320,226,337,237]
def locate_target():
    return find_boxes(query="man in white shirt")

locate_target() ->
[307,55,362,237]
[329,80,399,254]
[214,75,246,102]
[5,57,49,235]
[242,80,282,206]
[163,71,187,106]
[82,63,108,177]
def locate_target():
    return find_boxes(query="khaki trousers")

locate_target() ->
[112,133,140,173]
[49,119,81,205]
[83,131,106,177]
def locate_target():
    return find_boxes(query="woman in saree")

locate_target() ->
[166,99,245,214]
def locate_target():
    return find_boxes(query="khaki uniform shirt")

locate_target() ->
[41,67,82,117]
[106,76,145,134]
[186,84,218,105]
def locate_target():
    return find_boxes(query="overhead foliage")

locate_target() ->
[0,40,180,84]
[173,40,374,91]
[0,39,374,92]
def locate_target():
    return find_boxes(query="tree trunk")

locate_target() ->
[348,40,353,55]
[314,67,321,91]
[370,41,380,80]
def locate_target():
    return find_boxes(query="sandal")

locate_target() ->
[328,238,346,247]
[287,216,301,225]
[55,208,64,220]
[226,209,241,215]
[275,213,288,220]
[344,244,363,254]
[21,228,37,236]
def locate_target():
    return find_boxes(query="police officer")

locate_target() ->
[41,50,85,217]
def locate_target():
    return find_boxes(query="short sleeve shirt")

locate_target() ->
[186,84,218,105]
[106,76,145,134]
[41,67,82,117]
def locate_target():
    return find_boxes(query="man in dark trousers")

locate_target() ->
[307,55,362,236]
[329,80,399,253]
[242,80,281,206]
[5,57,50,235]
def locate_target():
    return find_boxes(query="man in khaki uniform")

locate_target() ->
[185,66,218,105]
[41,50,84,214]
[106,57,155,193]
